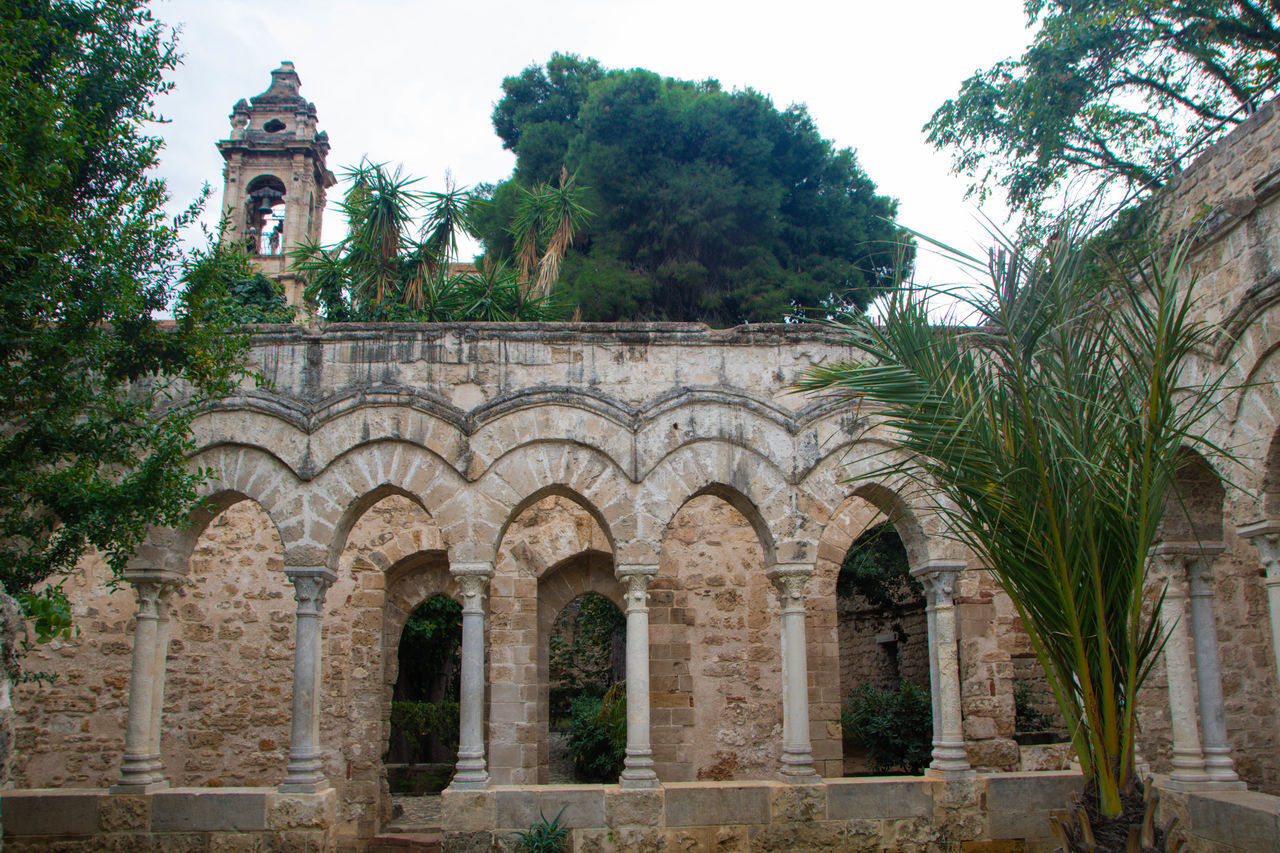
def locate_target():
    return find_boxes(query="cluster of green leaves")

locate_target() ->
[798,220,1228,817]
[388,699,460,763]
[474,54,909,326]
[836,522,921,610]
[566,683,626,783]
[0,0,249,636]
[178,237,295,325]
[1014,678,1058,736]
[841,682,933,775]
[926,0,1280,216]
[548,591,625,720]
[508,807,570,853]
[296,161,577,323]
[395,594,462,704]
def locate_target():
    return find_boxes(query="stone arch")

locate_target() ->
[535,550,623,784]
[812,488,931,778]
[1160,447,1227,543]
[474,441,633,563]
[486,490,615,784]
[128,444,295,575]
[302,440,466,570]
[641,441,790,566]
[652,490,780,782]
[165,496,291,787]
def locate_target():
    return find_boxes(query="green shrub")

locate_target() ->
[388,699,459,764]
[841,682,932,775]
[509,807,569,853]
[566,683,626,782]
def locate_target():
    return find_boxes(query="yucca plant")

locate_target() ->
[796,221,1228,827]
[294,161,583,323]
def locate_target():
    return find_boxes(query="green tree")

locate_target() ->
[0,0,248,640]
[476,56,908,326]
[926,0,1280,214]
[797,223,1227,823]
[296,161,581,322]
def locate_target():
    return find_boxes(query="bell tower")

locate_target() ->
[217,62,336,309]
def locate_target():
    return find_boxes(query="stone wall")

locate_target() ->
[440,772,1083,853]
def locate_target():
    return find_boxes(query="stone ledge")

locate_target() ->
[826,776,933,819]
[1,789,103,837]
[1182,787,1280,850]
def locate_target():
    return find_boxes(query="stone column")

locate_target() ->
[911,561,970,774]
[1149,545,1209,786]
[113,572,182,793]
[1239,520,1280,745]
[449,561,493,790]
[767,563,818,782]
[1185,543,1244,787]
[279,566,336,793]
[617,564,659,788]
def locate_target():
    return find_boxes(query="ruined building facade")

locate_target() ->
[6,66,1280,852]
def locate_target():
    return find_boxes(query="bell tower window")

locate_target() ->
[244,175,287,256]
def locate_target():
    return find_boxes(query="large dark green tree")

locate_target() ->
[475,55,908,326]
[0,0,247,640]
[926,0,1280,214]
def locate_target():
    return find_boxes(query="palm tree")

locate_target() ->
[294,161,586,322]
[796,223,1228,830]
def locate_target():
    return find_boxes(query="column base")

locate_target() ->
[280,749,328,793]
[928,738,971,774]
[113,754,168,793]
[110,779,170,795]
[620,751,659,788]
[778,749,820,783]
[925,766,976,779]
[1160,777,1246,793]
[451,754,489,790]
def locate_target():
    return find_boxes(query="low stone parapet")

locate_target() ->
[1,786,337,851]
[442,772,1084,852]
[1156,779,1280,852]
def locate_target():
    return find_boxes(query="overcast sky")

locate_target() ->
[151,0,1034,293]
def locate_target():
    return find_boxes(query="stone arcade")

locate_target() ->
[5,66,1280,852]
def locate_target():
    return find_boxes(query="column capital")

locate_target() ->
[616,565,658,613]
[911,560,965,604]
[766,563,812,610]
[451,562,493,611]
[1238,520,1280,580]
[285,567,336,617]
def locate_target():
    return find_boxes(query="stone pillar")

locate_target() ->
[617,564,659,788]
[1239,520,1280,745]
[1150,545,1209,786]
[911,561,970,774]
[767,563,818,782]
[113,571,182,793]
[1185,543,1244,787]
[279,566,336,793]
[449,561,493,790]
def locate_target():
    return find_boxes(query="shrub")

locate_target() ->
[566,683,626,782]
[509,807,569,853]
[841,682,932,775]
[388,699,459,764]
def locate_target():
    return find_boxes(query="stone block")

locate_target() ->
[988,808,1054,841]
[441,830,494,853]
[984,771,1083,813]
[151,787,269,832]
[603,788,663,829]
[663,782,770,827]
[265,788,337,830]
[825,778,932,820]
[100,794,151,832]
[265,828,329,852]
[209,832,266,852]
[768,783,825,822]
[494,785,606,831]
[1185,789,1280,850]
[440,789,495,833]
[2,789,103,836]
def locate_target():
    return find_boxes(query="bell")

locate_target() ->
[258,196,275,215]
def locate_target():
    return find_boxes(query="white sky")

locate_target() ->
[151,0,1033,296]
